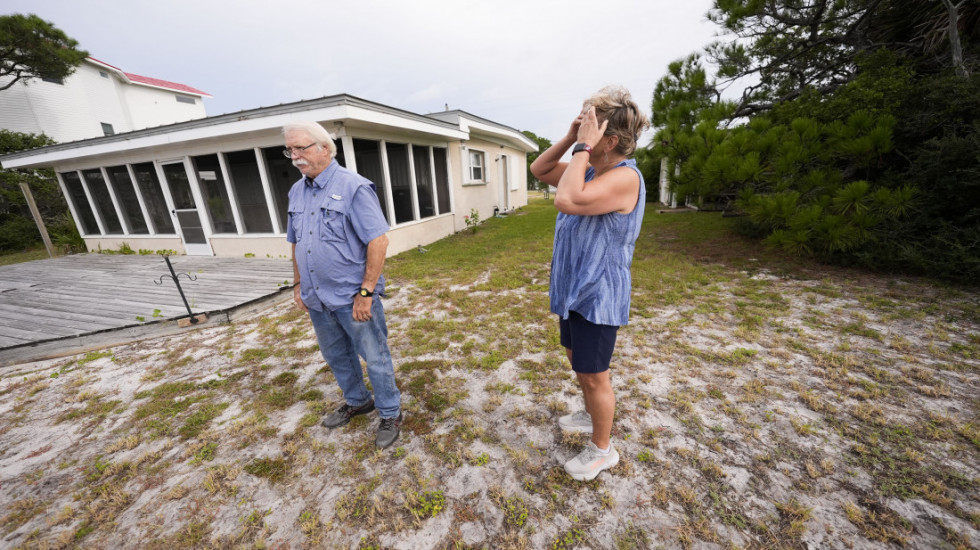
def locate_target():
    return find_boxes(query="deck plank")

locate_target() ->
[0,254,294,349]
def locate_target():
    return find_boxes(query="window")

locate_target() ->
[386,143,414,224]
[468,149,485,182]
[99,71,109,79]
[61,172,98,235]
[176,95,195,104]
[261,144,347,233]
[101,123,114,136]
[131,163,175,233]
[41,75,64,84]
[262,147,298,233]
[352,139,389,223]
[433,147,451,215]
[81,169,124,234]
[191,154,237,233]
[105,165,149,234]
[225,150,273,233]
[412,146,435,219]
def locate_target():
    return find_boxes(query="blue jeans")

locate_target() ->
[307,296,401,418]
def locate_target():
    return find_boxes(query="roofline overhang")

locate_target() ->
[85,57,211,98]
[427,110,538,153]
[127,80,213,98]
[0,94,469,169]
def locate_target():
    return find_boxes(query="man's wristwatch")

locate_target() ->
[358,287,374,297]
[572,143,592,156]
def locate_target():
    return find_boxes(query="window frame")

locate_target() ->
[466,148,487,185]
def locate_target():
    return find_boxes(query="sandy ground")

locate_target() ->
[0,259,978,549]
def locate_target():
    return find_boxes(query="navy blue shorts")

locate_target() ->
[558,310,619,374]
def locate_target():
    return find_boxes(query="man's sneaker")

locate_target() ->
[321,399,375,429]
[376,412,403,449]
[558,410,593,433]
[564,442,619,481]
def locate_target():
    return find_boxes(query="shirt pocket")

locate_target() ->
[288,204,305,241]
[319,203,347,243]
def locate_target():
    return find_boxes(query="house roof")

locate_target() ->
[0,94,477,169]
[427,110,538,152]
[87,57,211,98]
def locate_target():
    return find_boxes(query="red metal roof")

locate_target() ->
[87,57,211,97]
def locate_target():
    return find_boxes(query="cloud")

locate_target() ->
[3,0,719,142]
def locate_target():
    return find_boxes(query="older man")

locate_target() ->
[283,120,402,448]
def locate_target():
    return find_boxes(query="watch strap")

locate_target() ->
[572,143,592,156]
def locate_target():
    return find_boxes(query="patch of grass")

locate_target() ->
[179,402,229,439]
[271,372,299,386]
[298,389,323,401]
[842,498,913,544]
[404,370,468,414]
[77,350,113,366]
[1,497,46,535]
[238,347,273,365]
[191,442,218,463]
[0,247,65,266]
[405,490,446,522]
[244,457,288,484]
[57,395,123,424]
[334,476,382,521]
[614,521,650,550]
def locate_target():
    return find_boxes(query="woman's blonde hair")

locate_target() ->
[583,85,649,157]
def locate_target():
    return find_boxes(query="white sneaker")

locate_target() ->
[564,442,619,481]
[558,410,593,433]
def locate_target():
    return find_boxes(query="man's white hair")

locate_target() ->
[282,121,337,156]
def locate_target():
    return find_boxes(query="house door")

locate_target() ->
[161,162,213,256]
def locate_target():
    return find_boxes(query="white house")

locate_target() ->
[0,94,537,258]
[0,57,210,143]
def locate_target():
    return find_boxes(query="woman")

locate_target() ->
[530,85,649,481]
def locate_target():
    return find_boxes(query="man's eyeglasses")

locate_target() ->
[283,143,317,158]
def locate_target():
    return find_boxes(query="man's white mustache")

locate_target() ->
[293,160,309,168]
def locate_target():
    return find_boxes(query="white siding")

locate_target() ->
[0,69,95,142]
[124,85,206,129]
[0,78,44,135]
[77,64,132,135]
[0,60,206,144]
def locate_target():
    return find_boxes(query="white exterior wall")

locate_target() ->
[451,137,529,233]
[0,61,206,143]
[77,64,133,136]
[123,85,206,130]
[0,69,98,142]
[6,97,535,259]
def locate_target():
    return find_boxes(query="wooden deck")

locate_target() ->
[0,254,294,352]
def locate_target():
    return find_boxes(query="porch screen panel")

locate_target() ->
[433,147,451,215]
[60,171,98,235]
[261,147,298,233]
[105,165,148,234]
[412,146,435,219]
[332,142,346,168]
[385,142,414,224]
[131,163,175,234]
[225,150,273,233]
[81,169,123,234]
[352,139,389,224]
[191,154,236,233]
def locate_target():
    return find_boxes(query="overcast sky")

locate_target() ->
[7,0,720,144]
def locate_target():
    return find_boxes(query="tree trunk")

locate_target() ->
[941,0,970,78]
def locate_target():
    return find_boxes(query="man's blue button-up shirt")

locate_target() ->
[286,160,389,312]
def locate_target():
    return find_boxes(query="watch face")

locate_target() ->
[360,289,369,297]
